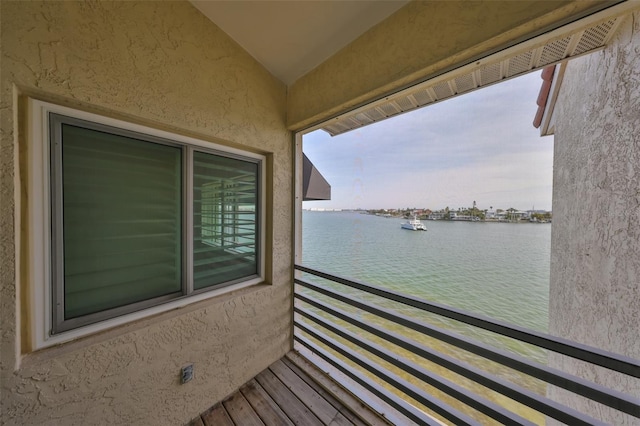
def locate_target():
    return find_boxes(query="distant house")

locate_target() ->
[513,210,530,220]
[428,211,446,220]
[450,214,480,222]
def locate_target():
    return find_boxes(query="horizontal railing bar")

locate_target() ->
[294,307,616,424]
[295,306,536,426]
[295,300,611,426]
[295,280,640,418]
[294,335,443,426]
[295,323,480,426]
[295,264,639,378]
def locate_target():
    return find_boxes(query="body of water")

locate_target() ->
[299,210,552,424]
[302,210,550,332]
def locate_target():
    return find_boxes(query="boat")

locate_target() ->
[401,215,427,231]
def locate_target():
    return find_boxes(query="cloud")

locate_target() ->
[303,71,554,210]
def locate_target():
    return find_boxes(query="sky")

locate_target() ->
[302,71,555,212]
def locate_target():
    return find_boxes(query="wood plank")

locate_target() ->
[195,352,394,426]
[286,352,393,426]
[223,391,266,426]
[185,416,205,426]
[255,368,324,426]
[329,413,358,426]
[281,356,369,426]
[269,359,347,425]
[201,403,234,426]
[241,379,296,426]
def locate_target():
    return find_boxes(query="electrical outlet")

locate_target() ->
[181,364,194,384]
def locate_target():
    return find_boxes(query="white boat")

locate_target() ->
[401,215,426,231]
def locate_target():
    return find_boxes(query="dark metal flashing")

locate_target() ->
[302,153,331,201]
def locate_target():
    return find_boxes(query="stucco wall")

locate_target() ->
[548,12,639,425]
[287,0,613,130]
[0,1,291,425]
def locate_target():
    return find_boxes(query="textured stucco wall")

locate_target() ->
[1,1,291,425]
[548,12,639,425]
[287,0,613,130]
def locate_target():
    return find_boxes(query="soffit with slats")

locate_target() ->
[320,16,624,137]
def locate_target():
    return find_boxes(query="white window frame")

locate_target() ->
[28,99,266,350]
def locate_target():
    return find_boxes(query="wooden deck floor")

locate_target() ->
[187,352,391,426]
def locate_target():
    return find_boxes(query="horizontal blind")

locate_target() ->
[60,124,182,320]
[193,151,258,290]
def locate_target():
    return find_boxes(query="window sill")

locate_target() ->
[23,279,272,362]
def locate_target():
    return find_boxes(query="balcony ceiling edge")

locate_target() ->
[287,0,632,133]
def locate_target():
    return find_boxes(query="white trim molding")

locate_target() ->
[27,99,267,350]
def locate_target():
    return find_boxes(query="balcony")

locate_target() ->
[4,2,639,425]
[188,351,390,426]
[189,264,638,425]
[291,265,639,424]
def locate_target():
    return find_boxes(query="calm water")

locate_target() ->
[299,210,552,424]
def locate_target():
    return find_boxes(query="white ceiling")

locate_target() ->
[189,1,409,85]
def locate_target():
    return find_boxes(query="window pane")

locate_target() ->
[61,124,182,319]
[193,151,258,289]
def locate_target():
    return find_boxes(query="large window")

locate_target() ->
[30,100,264,346]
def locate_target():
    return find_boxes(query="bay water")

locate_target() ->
[299,210,552,424]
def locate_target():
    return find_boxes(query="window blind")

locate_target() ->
[192,151,258,289]
[60,124,182,319]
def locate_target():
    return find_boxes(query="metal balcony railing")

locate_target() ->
[293,264,640,425]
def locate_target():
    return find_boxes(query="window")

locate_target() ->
[29,100,265,347]
[192,152,259,289]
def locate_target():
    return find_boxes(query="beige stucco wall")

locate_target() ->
[287,0,614,130]
[548,11,639,425]
[0,1,291,425]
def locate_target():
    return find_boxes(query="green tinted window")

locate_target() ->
[50,114,261,334]
[193,151,258,289]
[59,124,183,320]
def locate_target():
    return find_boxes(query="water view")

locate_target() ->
[299,210,552,424]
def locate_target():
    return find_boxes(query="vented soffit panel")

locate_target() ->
[320,12,627,137]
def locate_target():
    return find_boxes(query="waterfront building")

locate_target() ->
[2,2,638,425]
[511,210,531,220]
[450,214,480,222]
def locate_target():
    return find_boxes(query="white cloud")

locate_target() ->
[303,71,554,211]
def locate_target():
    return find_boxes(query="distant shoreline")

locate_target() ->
[303,209,552,224]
